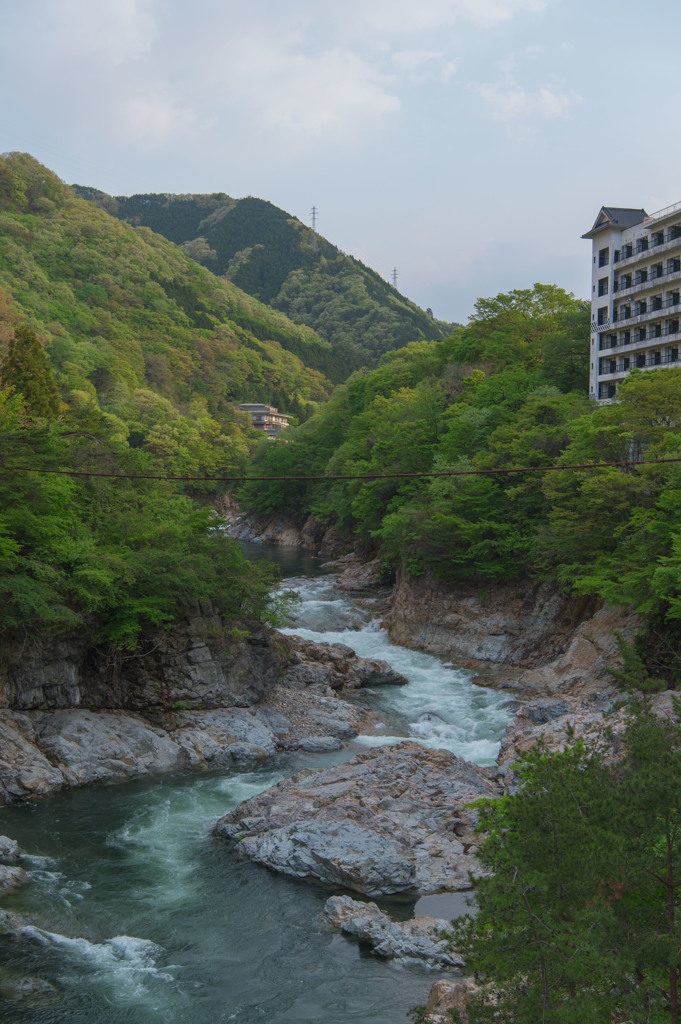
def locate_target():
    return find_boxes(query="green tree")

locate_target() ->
[1,324,61,417]
[453,741,619,1024]
[452,712,681,1024]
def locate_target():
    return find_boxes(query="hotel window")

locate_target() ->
[598,247,609,267]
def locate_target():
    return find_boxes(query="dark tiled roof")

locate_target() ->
[582,206,647,238]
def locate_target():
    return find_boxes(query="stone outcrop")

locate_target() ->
[0,681,386,805]
[0,608,280,712]
[323,894,463,966]
[497,688,677,773]
[222,499,351,558]
[383,571,640,695]
[213,741,501,897]
[279,635,408,691]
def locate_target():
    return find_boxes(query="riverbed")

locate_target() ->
[0,551,510,1023]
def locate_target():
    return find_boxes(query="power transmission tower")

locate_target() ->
[310,206,318,254]
[392,267,398,288]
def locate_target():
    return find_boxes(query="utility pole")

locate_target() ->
[310,206,318,254]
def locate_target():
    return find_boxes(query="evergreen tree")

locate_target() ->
[451,713,681,1023]
[1,324,61,417]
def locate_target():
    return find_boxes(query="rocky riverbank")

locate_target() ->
[0,606,407,805]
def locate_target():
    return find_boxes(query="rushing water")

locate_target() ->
[0,549,510,1024]
[279,572,510,766]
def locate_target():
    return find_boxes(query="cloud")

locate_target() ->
[45,0,157,65]
[391,50,460,84]
[342,0,546,33]
[475,79,581,123]
[118,91,207,148]
[207,34,400,141]
[5,0,548,159]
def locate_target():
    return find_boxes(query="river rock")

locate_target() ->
[424,978,483,1023]
[0,865,30,892]
[172,708,277,766]
[280,636,408,691]
[323,894,463,966]
[254,686,385,748]
[0,908,24,933]
[334,557,385,592]
[0,977,59,1003]
[0,836,21,863]
[0,674,385,804]
[214,741,501,896]
[293,735,343,752]
[0,711,65,804]
[32,710,187,787]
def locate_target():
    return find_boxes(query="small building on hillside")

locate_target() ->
[237,403,291,438]
[583,202,681,400]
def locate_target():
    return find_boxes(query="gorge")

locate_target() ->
[0,538,642,1023]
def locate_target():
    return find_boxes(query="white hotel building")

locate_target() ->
[584,203,681,399]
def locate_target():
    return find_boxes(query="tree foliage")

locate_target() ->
[0,384,279,646]
[1,323,61,416]
[452,709,681,1024]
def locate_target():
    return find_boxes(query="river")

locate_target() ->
[0,550,510,1024]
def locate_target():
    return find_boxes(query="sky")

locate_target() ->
[3,0,681,324]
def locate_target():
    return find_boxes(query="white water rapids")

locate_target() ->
[280,572,511,766]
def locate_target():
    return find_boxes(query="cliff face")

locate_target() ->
[382,571,640,696]
[222,500,350,559]
[0,605,279,713]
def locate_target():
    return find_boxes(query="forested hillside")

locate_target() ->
[239,283,681,678]
[0,152,331,644]
[73,187,451,379]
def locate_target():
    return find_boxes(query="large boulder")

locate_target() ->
[32,710,187,787]
[280,636,408,691]
[0,680,385,804]
[214,741,501,896]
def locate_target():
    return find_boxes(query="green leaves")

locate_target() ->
[453,717,681,1023]
[0,385,279,647]
[1,323,61,417]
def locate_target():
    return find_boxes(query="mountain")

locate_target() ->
[0,153,333,437]
[72,187,452,377]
